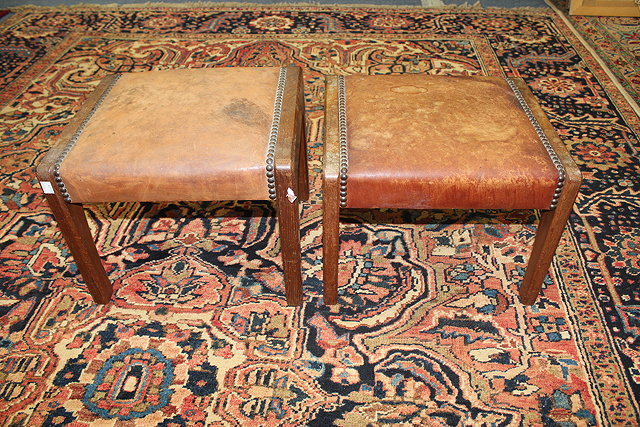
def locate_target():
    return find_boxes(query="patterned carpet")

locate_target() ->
[564,13,640,104]
[1,5,639,425]
[547,0,640,104]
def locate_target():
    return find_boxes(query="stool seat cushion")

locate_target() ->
[59,67,281,203]
[343,75,561,209]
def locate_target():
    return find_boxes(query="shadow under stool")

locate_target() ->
[322,74,581,306]
[37,66,308,306]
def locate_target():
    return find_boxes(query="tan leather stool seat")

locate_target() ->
[60,68,280,203]
[323,74,581,306]
[38,66,308,306]
[343,75,559,209]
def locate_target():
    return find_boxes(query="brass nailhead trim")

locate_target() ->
[505,78,566,209]
[337,76,348,208]
[53,74,122,204]
[266,67,288,200]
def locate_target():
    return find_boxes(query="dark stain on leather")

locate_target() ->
[223,98,269,127]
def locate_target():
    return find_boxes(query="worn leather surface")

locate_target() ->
[343,75,560,209]
[60,67,280,202]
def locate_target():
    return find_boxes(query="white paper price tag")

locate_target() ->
[40,181,55,194]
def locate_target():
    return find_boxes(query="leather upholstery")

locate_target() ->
[343,75,560,209]
[60,67,280,202]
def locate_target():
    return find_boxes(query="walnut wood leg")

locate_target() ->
[275,168,303,306]
[44,193,113,304]
[520,180,581,305]
[322,177,340,305]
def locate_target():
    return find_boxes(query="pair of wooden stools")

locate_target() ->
[37,66,581,307]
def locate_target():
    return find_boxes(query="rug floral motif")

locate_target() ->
[0,5,639,425]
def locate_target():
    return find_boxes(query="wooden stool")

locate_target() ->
[323,75,581,305]
[37,66,308,306]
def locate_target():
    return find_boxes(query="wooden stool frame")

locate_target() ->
[37,67,309,306]
[322,76,581,306]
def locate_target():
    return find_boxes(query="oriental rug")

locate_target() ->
[0,5,639,426]
[555,4,640,105]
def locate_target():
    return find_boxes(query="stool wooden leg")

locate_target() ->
[275,168,303,306]
[44,193,113,304]
[297,121,309,202]
[322,177,340,305]
[520,181,580,305]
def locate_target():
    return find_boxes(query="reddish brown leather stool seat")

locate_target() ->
[323,75,581,305]
[37,66,308,306]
